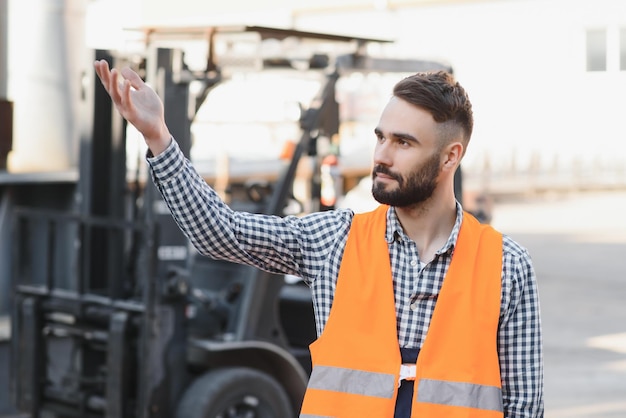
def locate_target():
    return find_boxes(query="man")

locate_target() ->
[94,60,544,417]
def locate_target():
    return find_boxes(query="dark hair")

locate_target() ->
[392,71,473,149]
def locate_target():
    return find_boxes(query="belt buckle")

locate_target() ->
[399,363,416,382]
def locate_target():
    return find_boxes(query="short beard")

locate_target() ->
[371,152,441,208]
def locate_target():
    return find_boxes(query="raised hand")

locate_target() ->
[94,60,172,155]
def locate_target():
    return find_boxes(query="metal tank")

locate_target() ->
[5,0,87,172]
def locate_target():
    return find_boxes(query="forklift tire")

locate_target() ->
[176,367,294,418]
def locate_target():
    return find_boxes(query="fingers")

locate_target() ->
[94,61,145,112]
[94,60,111,91]
[120,67,146,91]
[108,68,123,105]
[120,76,133,110]
[94,59,120,101]
[93,60,109,80]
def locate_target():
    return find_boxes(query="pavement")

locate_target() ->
[490,190,626,417]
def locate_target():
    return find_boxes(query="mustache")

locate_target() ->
[373,165,401,182]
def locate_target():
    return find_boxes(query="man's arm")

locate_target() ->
[499,237,544,417]
[147,139,353,280]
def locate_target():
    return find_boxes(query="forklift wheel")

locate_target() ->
[176,367,294,418]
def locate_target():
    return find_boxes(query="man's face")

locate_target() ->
[371,97,443,208]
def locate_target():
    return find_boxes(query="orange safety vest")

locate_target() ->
[300,205,503,418]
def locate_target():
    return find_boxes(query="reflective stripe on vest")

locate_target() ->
[307,365,396,399]
[300,415,334,418]
[418,378,504,412]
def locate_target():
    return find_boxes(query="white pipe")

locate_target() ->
[6,0,87,172]
[0,0,7,98]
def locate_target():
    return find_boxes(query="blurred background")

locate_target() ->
[1,0,625,417]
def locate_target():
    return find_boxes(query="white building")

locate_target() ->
[6,0,626,193]
[106,0,626,193]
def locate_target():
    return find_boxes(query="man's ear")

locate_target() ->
[441,141,464,172]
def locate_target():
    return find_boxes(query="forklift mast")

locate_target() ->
[9,46,199,417]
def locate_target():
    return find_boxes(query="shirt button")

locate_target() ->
[410,258,418,267]
[410,301,419,311]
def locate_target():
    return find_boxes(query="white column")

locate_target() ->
[0,0,8,98]
[6,0,87,172]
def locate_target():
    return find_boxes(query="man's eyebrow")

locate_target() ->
[394,132,419,143]
[374,128,419,144]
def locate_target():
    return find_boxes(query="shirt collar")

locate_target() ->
[384,202,464,256]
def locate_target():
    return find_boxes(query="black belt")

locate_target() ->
[395,347,420,418]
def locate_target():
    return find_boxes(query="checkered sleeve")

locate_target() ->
[499,236,545,417]
[146,139,353,281]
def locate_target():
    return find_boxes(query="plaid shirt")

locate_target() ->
[148,139,544,417]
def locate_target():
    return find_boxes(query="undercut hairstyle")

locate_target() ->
[392,71,474,151]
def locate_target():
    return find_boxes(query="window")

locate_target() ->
[586,28,607,72]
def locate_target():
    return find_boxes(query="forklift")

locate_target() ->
[8,26,453,417]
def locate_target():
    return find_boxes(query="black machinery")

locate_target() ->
[6,26,453,417]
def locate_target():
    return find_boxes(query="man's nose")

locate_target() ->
[373,142,392,166]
